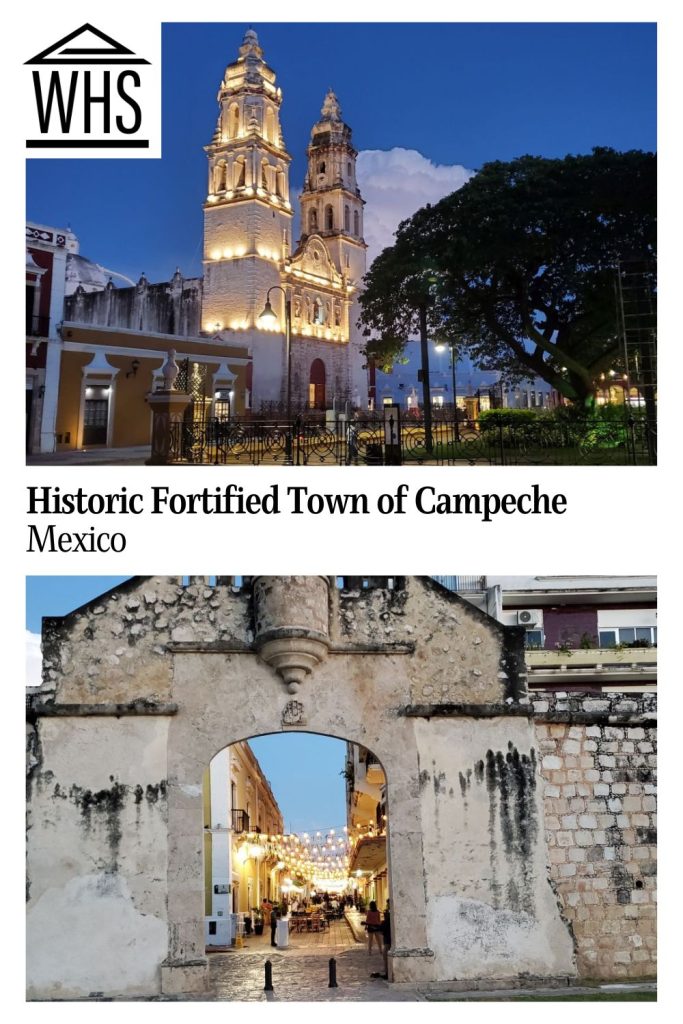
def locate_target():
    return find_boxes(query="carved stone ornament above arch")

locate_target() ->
[289,235,343,288]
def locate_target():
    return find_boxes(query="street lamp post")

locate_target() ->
[259,285,292,419]
[418,303,433,455]
[259,285,293,462]
[435,340,459,443]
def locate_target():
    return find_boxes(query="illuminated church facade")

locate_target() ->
[202,29,368,411]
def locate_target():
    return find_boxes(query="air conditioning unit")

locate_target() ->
[517,609,542,627]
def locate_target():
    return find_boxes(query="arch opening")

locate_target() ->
[201,732,392,973]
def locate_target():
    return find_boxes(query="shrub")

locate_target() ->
[478,408,539,431]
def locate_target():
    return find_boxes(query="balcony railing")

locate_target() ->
[26,314,50,338]
[232,809,249,833]
[526,647,657,686]
[432,575,485,593]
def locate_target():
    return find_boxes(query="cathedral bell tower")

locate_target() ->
[202,29,293,364]
[299,91,367,286]
[296,91,368,409]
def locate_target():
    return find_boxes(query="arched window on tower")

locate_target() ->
[229,104,239,139]
[265,107,275,144]
[344,205,350,232]
[309,208,318,233]
[275,166,285,199]
[318,161,326,175]
[325,206,334,231]
[235,158,246,189]
[214,161,227,192]
[347,161,352,179]
[354,210,360,236]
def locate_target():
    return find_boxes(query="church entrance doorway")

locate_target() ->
[309,359,326,410]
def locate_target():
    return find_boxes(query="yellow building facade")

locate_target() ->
[203,741,284,946]
[51,323,250,451]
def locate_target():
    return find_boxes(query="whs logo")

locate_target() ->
[25,23,160,157]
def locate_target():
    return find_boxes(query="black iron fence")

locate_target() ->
[166,412,656,466]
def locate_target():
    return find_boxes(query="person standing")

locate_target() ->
[365,900,383,956]
[381,900,391,978]
[270,906,279,947]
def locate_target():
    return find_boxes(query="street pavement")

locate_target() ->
[208,946,412,1002]
[207,916,408,1001]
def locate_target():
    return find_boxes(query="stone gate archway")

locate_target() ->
[27,576,578,999]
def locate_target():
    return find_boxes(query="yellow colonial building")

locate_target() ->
[52,320,250,450]
[346,744,389,910]
[203,742,284,947]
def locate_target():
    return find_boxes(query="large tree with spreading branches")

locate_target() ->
[359,148,656,408]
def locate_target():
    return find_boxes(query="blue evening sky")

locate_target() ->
[26,576,347,830]
[26,22,656,284]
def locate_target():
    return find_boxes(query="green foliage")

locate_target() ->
[478,408,539,429]
[359,148,656,404]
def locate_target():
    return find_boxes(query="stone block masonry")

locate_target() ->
[533,692,656,980]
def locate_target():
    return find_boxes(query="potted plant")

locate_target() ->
[252,908,265,936]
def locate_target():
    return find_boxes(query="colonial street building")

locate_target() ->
[51,317,250,452]
[27,576,656,998]
[40,28,368,454]
[204,741,284,947]
[345,744,388,911]
[25,223,78,454]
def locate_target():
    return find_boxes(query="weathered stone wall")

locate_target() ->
[41,576,252,703]
[414,716,574,980]
[335,577,527,705]
[26,714,170,999]
[65,273,202,336]
[532,692,657,980]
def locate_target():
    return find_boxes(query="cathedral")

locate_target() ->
[55,28,369,431]
[202,29,368,411]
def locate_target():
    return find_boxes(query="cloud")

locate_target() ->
[26,630,42,688]
[356,148,474,267]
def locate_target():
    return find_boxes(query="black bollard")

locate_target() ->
[328,957,338,988]
[264,960,274,992]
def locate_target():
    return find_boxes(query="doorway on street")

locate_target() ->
[82,385,110,445]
